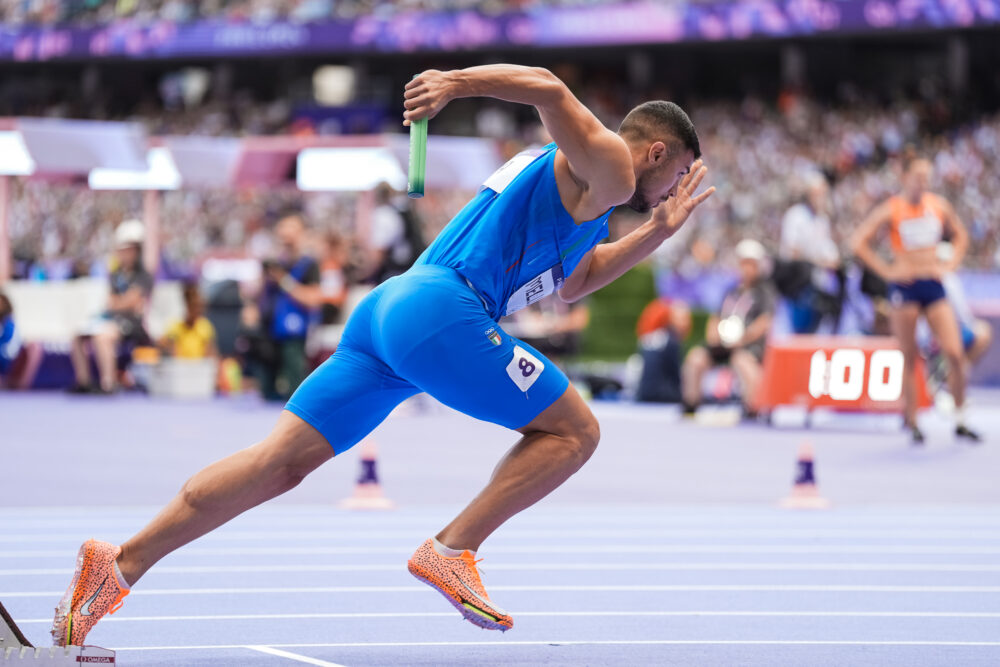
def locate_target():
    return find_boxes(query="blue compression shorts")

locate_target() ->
[285,265,569,454]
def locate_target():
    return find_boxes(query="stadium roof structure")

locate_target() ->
[0,117,502,280]
[0,119,501,189]
[0,118,147,178]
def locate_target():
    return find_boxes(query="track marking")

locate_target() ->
[8,544,1000,558]
[5,527,999,542]
[14,610,1000,624]
[6,561,1000,576]
[112,639,1000,651]
[3,507,998,526]
[247,645,347,666]
[7,584,1000,598]
[6,515,1000,528]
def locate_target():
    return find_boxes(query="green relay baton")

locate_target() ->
[408,117,427,199]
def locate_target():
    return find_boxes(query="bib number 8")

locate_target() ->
[507,345,544,393]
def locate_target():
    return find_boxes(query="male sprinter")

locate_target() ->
[52,64,714,642]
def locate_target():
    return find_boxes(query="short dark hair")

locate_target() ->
[618,101,701,160]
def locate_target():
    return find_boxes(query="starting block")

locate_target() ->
[1,602,114,665]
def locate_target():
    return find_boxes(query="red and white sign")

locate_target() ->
[755,335,931,412]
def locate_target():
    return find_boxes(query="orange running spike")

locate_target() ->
[408,539,513,631]
[50,540,130,647]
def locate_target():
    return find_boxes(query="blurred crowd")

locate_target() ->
[2,186,429,397]
[6,180,463,282]
[1,0,615,26]
[8,91,1000,275]
[3,70,999,406]
[552,74,1000,271]
[673,97,1000,272]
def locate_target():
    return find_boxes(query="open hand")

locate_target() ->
[403,70,455,126]
[652,159,716,238]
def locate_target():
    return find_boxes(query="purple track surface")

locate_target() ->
[2,391,1000,666]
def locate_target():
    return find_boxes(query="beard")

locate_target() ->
[625,192,653,213]
[624,169,659,213]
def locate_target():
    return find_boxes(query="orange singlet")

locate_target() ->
[888,193,944,253]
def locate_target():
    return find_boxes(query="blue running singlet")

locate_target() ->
[417,143,612,319]
[286,143,614,453]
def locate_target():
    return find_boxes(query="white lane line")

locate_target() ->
[7,544,1000,558]
[247,645,347,667]
[112,639,1000,651]
[6,521,1000,537]
[7,584,1000,598]
[3,510,998,525]
[6,514,1000,525]
[14,610,1000,624]
[3,503,996,513]
[7,519,1000,531]
[4,528,999,542]
[6,561,1000,576]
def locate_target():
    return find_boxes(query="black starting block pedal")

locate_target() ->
[1,601,115,664]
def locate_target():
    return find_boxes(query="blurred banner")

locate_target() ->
[2,0,999,61]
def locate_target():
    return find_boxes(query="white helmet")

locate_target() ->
[114,219,145,248]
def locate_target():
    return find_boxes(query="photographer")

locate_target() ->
[258,212,322,400]
[681,240,775,417]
